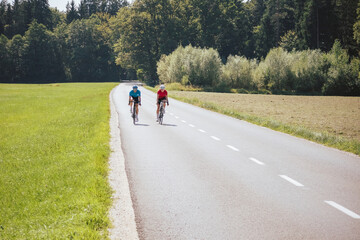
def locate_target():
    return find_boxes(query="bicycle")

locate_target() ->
[158,100,167,125]
[130,100,140,124]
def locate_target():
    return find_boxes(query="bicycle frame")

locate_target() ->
[158,100,167,125]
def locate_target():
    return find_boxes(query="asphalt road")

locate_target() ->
[112,83,360,240]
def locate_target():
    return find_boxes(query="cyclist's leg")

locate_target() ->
[130,99,133,112]
[156,102,160,115]
[135,103,139,115]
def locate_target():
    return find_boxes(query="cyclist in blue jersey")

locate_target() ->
[128,85,141,122]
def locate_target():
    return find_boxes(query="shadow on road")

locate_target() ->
[134,123,150,126]
[161,124,177,127]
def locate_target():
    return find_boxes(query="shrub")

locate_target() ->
[157,45,222,87]
[252,47,295,92]
[322,40,360,96]
[221,55,257,89]
[291,49,327,93]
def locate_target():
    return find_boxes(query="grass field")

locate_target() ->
[165,90,360,155]
[0,83,118,239]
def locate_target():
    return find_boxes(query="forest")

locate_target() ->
[0,0,359,95]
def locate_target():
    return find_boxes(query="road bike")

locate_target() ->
[158,100,167,125]
[130,100,140,124]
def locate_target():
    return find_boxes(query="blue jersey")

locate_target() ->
[129,90,141,99]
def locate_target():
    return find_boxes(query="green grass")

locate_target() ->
[0,83,118,239]
[146,86,360,155]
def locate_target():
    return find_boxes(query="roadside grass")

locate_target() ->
[0,83,118,239]
[146,86,360,155]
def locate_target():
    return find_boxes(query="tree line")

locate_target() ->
[0,0,359,95]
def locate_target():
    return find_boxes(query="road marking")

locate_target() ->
[249,157,265,165]
[198,129,206,133]
[175,116,179,119]
[227,145,239,152]
[181,120,187,123]
[279,175,304,187]
[189,124,195,128]
[211,136,220,141]
[325,201,360,219]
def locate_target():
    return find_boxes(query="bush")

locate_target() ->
[252,47,295,92]
[291,49,327,93]
[157,45,222,87]
[322,40,360,96]
[221,55,257,89]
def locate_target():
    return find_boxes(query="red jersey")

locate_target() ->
[157,89,168,99]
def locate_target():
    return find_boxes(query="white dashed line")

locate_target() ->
[189,124,195,128]
[181,120,187,123]
[198,129,206,133]
[325,201,360,219]
[211,136,220,141]
[279,175,304,187]
[249,157,265,165]
[227,145,239,152]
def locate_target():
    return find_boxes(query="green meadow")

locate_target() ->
[0,83,117,239]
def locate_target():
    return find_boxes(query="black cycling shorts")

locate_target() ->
[131,97,139,103]
[157,97,167,105]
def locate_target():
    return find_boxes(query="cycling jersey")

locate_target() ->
[157,89,167,99]
[129,90,141,102]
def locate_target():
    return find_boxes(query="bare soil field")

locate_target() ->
[170,91,360,142]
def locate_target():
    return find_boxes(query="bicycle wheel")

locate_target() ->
[132,105,136,124]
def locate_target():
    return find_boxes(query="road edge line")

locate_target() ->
[108,86,140,240]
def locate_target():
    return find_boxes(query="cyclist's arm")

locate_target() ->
[138,96,141,104]
[128,96,132,104]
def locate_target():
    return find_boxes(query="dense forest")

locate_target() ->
[0,0,359,95]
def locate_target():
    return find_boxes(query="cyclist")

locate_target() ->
[129,85,141,122]
[156,84,169,121]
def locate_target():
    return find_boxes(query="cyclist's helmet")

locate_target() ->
[133,85,138,89]
[160,84,165,89]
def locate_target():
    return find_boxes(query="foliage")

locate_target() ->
[221,55,257,90]
[157,45,222,87]
[253,47,295,92]
[322,40,360,95]
[0,0,359,96]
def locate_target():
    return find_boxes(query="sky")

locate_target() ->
[48,0,80,11]
[48,0,134,12]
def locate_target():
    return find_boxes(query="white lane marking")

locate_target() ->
[198,129,206,133]
[211,136,220,141]
[175,116,179,119]
[279,175,304,187]
[325,201,360,219]
[249,157,265,166]
[189,124,195,128]
[227,145,239,152]
[181,120,187,123]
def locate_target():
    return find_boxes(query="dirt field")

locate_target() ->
[170,91,360,142]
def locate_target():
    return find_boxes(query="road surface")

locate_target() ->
[111,83,360,240]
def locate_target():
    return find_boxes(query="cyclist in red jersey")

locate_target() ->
[156,84,169,121]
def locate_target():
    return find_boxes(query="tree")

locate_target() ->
[353,2,360,48]
[0,34,9,82]
[66,16,117,81]
[31,0,53,29]
[66,0,79,24]
[22,20,63,82]
[7,34,25,82]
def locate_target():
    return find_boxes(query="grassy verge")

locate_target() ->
[146,86,360,155]
[0,83,118,239]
